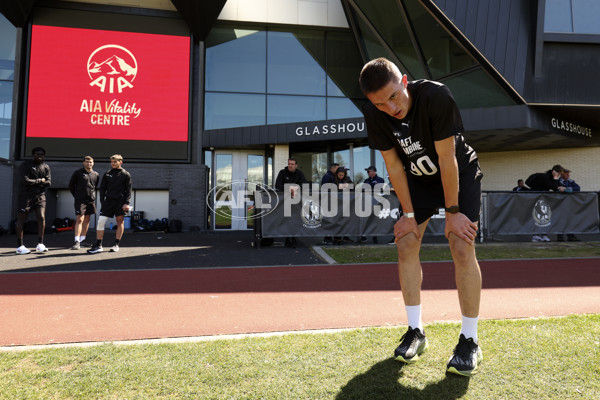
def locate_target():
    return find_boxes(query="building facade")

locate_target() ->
[1,0,599,231]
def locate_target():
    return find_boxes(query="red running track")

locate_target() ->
[1,258,599,347]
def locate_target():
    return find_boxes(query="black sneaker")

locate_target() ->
[87,244,103,254]
[394,327,428,363]
[79,240,93,248]
[70,241,80,250]
[446,334,483,376]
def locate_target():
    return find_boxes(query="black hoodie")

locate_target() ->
[99,168,132,205]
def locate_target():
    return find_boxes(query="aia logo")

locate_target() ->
[87,44,137,94]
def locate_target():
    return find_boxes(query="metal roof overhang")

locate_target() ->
[462,105,600,152]
[0,0,225,41]
[203,104,600,153]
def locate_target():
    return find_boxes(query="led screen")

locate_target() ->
[25,24,190,160]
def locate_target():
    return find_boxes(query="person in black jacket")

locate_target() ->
[525,165,566,242]
[512,179,531,192]
[69,156,100,250]
[15,147,51,255]
[320,163,339,185]
[525,165,566,193]
[275,158,308,248]
[88,154,132,254]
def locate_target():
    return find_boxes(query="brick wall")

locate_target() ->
[11,160,208,231]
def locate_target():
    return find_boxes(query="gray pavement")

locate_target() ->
[0,230,328,273]
[2,228,599,274]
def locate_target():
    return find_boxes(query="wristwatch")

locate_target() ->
[445,205,460,214]
[404,212,415,218]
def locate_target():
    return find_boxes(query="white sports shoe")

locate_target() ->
[110,244,119,252]
[532,235,543,242]
[35,243,49,253]
[16,245,31,255]
[541,235,551,242]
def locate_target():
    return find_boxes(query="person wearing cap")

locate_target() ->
[559,168,580,193]
[363,166,385,188]
[361,166,386,243]
[15,147,51,255]
[557,168,581,242]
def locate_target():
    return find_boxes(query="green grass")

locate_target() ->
[321,241,600,263]
[1,314,599,399]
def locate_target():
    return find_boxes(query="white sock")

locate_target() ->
[405,305,423,332]
[74,236,81,242]
[80,236,86,242]
[460,315,479,343]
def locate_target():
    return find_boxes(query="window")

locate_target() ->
[347,0,516,109]
[205,29,266,93]
[204,26,364,130]
[0,14,16,160]
[545,0,600,34]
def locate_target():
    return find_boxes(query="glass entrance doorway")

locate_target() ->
[212,151,265,230]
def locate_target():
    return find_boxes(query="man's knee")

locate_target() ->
[396,233,421,261]
[449,234,476,264]
[15,214,27,229]
[97,215,109,231]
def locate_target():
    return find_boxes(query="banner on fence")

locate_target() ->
[486,192,599,235]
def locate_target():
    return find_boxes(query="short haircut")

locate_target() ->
[330,163,339,168]
[359,57,403,95]
[84,156,94,161]
[31,147,46,156]
[288,158,297,164]
[110,154,124,162]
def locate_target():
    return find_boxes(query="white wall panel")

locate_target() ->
[298,0,328,26]
[268,0,298,25]
[238,0,268,23]
[133,190,169,221]
[218,0,348,28]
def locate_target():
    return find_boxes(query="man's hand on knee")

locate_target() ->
[445,213,478,245]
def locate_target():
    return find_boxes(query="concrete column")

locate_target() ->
[272,144,289,186]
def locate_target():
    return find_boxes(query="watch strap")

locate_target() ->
[445,205,460,214]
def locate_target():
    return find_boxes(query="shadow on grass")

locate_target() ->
[336,358,469,400]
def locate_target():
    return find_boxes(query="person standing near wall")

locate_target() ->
[15,147,51,254]
[359,57,484,376]
[275,158,308,248]
[557,168,581,242]
[88,154,132,254]
[69,156,100,250]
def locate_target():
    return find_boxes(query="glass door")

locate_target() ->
[213,151,264,230]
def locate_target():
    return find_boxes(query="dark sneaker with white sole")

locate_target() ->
[87,244,103,254]
[394,327,428,363]
[446,334,483,376]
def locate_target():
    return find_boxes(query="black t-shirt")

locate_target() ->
[364,80,478,183]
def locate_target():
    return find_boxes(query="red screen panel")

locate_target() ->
[26,25,190,142]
